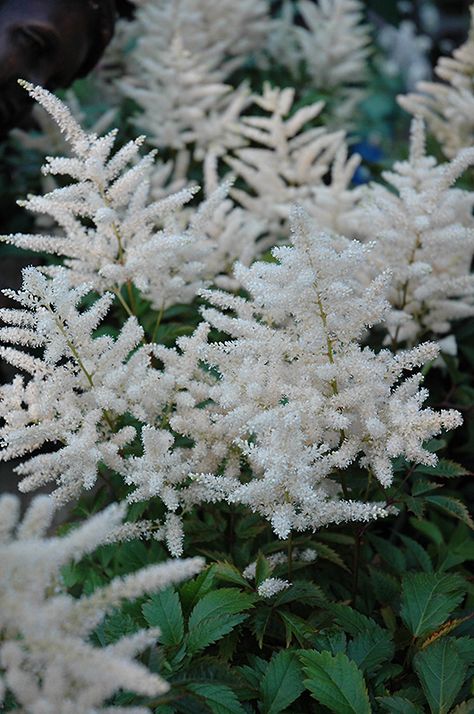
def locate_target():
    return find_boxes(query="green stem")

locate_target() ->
[112,287,134,318]
[151,303,165,343]
[287,533,293,578]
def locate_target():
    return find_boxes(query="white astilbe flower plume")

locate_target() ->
[0,268,163,504]
[158,210,462,539]
[359,118,474,344]
[4,81,220,311]
[120,0,269,157]
[0,494,203,713]
[399,6,474,157]
[296,0,371,123]
[224,84,348,235]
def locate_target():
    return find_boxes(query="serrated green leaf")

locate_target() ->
[102,611,138,645]
[414,639,467,714]
[369,535,406,574]
[179,566,216,618]
[330,604,380,636]
[400,573,466,638]
[261,651,304,713]
[300,650,371,714]
[255,553,273,587]
[377,696,424,714]
[415,460,469,478]
[142,588,183,647]
[347,628,395,673]
[253,606,273,648]
[187,588,254,654]
[311,541,349,571]
[313,630,347,655]
[214,562,250,589]
[410,518,444,546]
[399,535,433,572]
[279,610,315,647]
[453,637,474,666]
[273,580,324,607]
[369,567,400,605]
[186,683,246,713]
[424,496,474,530]
[450,700,474,714]
[412,478,442,496]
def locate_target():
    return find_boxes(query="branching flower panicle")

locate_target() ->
[0,268,160,504]
[156,211,461,538]
[360,118,474,345]
[4,82,222,312]
[0,494,203,713]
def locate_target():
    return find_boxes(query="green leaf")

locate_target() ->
[313,630,347,656]
[347,628,395,673]
[273,580,324,607]
[369,568,400,605]
[369,535,406,574]
[414,639,467,714]
[261,651,304,713]
[214,562,250,589]
[180,566,216,617]
[300,650,371,714]
[279,610,315,647]
[410,518,444,546]
[400,573,466,638]
[378,696,424,713]
[102,611,138,645]
[186,683,246,713]
[399,535,433,572]
[330,604,379,636]
[311,541,349,571]
[450,700,474,714]
[415,460,469,478]
[424,496,474,530]
[142,588,184,647]
[255,553,273,587]
[187,588,254,654]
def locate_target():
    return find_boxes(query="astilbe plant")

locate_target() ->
[4,82,221,313]
[223,84,354,236]
[399,6,474,157]
[296,0,371,122]
[119,0,269,158]
[149,210,462,539]
[0,494,203,713]
[6,82,270,311]
[360,118,474,346]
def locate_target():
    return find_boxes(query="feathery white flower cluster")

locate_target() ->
[263,0,370,122]
[0,495,203,713]
[360,118,474,344]
[0,268,157,504]
[4,83,201,308]
[5,82,254,310]
[224,84,361,237]
[120,0,269,158]
[153,211,462,539]
[399,6,474,157]
[257,578,291,598]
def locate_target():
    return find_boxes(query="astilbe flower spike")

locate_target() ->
[3,81,233,312]
[399,6,474,157]
[223,83,357,236]
[0,267,163,505]
[152,210,462,539]
[120,0,269,157]
[0,494,203,713]
[359,117,474,345]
